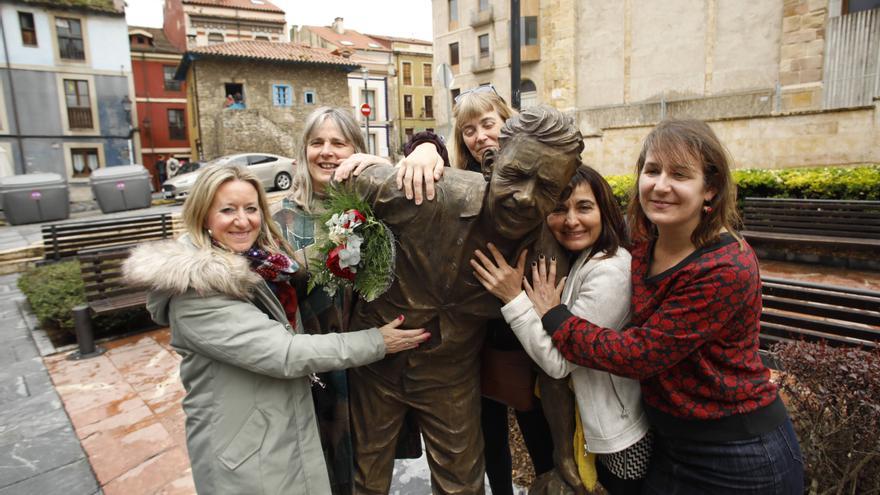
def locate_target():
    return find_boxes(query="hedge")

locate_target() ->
[17,260,150,337]
[604,164,880,209]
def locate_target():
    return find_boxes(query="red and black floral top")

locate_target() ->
[543,233,786,441]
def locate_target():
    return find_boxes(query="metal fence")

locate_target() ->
[823,8,880,109]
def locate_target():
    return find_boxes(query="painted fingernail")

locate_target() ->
[539,255,545,260]
[551,256,556,262]
[531,261,537,267]
[398,315,405,321]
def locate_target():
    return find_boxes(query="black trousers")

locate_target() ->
[481,396,554,495]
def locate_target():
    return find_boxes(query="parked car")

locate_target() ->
[162,153,295,200]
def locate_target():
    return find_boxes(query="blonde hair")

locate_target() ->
[628,119,743,249]
[291,107,366,213]
[182,164,293,255]
[452,90,514,169]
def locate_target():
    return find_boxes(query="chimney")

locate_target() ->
[332,17,344,35]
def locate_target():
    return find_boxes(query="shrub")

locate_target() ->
[17,261,85,330]
[17,261,151,337]
[771,341,880,493]
[604,174,635,209]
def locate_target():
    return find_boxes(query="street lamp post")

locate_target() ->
[361,67,371,154]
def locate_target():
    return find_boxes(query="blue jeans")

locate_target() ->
[643,417,804,494]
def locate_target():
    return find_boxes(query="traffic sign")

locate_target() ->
[360,103,372,117]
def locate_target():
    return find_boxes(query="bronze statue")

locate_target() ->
[343,106,584,494]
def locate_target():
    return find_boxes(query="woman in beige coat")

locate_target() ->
[124,164,427,494]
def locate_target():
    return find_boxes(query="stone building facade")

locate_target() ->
[163,0,287,51]
[432,0,880,174]
[176,41,357,160]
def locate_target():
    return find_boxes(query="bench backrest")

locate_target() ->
[42,213,174,261]
[742,198,880,239]
[78,247,142,306]
[759,276,880,353]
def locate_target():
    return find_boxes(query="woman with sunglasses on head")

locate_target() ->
[337,86,557,494]
[471,165,652,494]
[526,120,804,494]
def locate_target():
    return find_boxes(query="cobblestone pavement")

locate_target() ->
[0,274,100,495]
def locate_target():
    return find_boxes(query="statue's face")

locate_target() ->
[486,137,576,239]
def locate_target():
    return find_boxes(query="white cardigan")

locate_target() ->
[501,248,649,454]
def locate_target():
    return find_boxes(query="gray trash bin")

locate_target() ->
[0,173,70,225]
[90,165,152,213]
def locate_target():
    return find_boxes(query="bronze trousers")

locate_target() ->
[349,366,486,494]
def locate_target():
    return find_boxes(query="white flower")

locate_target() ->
[338,234,363,270]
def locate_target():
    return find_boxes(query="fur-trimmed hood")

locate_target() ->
[124,235,262,324]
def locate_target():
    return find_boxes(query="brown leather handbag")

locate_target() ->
[480,346,538,412]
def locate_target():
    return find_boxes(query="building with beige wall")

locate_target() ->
[175,41,357,160]
[163,0,287,51]
[371,35,437,152]
[432,0,880,174]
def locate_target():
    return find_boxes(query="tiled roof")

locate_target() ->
[302,25,390,52]
[187,40,358,68]
[17,0,123,15]
[183,0,284,14]
[129,26,182,55]
[367,34,432,47]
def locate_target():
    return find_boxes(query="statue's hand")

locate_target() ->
[395,142,445,205]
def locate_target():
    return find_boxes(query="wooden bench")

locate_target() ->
[759,276,880,366]
[78,246,147,319]
[42,213,175,261]
[741,197,880,249]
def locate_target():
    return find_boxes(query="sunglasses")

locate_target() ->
[454,84,502,104]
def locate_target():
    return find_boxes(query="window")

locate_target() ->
[449,42,459,66]
[405,128,414,141]
[423,63,432,86]
[272,84,292,106]
[168,109,185,140]
[19,12,37,46]
[449,0,458,22]
[64,79,92,128]
[247,155,277,165]
[426,128,434,132]
[304,91,316,105]
[479,0,489,11]
[404,95,413,118]
[361,89,376,121]
[163,66,181,91]
[843,0,880,13]
[56,17,84,60]
[208,33,224,45]
[71,148,99,178]
[254,35,269,41]
[451,88,461,102]
[402,62,412,86]
[424,96,433,118]
[522,16,538,46]
[478,34,490,58]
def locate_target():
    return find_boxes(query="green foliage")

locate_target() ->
[771,341,880,493]
[309,183,395,302]
[18,261,150,337]
[603,165,880,208]
[17,261,85,330]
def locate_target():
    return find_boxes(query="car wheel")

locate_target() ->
[274,172,292,191]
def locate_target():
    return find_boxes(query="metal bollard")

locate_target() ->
[67,305,105,360]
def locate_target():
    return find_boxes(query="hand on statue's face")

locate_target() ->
[486,137,575,239]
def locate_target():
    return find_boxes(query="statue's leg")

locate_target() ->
[412,375,486,495]
[349,368,409,495]
[538,372,586,494]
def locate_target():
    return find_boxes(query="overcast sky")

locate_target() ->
[125,0,434,41]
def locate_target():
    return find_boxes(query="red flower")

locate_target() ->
[326,245,356,280]
[343,209,366,229]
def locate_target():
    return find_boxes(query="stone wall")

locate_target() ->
[192,59,351,160]
[582,103,879,177]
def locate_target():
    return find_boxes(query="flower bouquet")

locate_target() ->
[308,185,396,302]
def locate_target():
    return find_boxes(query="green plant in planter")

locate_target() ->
[18,261,151,337]
[17,260,85,330]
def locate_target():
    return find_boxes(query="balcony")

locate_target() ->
[521,44,541,63]
[469,57,494,74]
[470,7,493,27]
[67,107,93,129]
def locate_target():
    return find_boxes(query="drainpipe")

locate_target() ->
[383,74,390,157]
[0,13,26,173]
